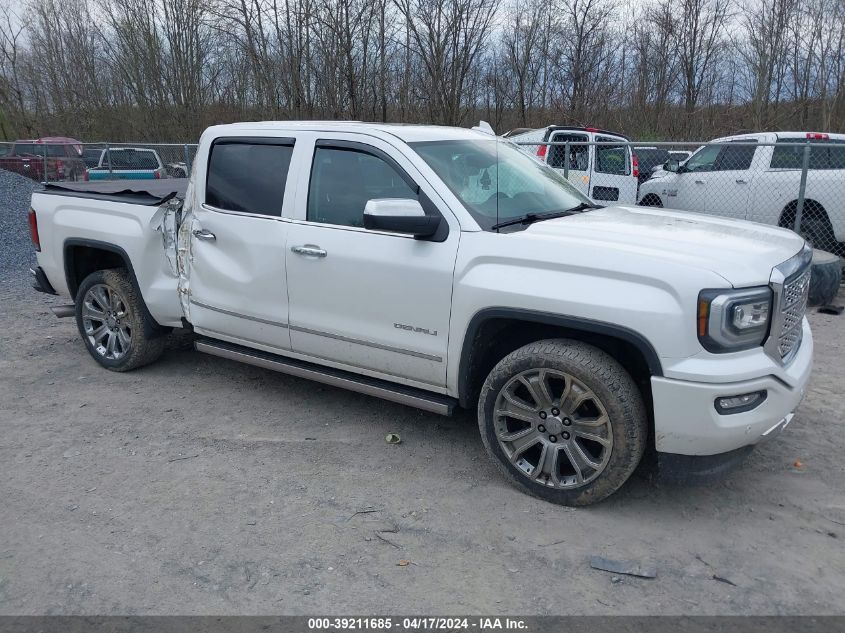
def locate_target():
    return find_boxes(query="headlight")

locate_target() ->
[697,287,772,352]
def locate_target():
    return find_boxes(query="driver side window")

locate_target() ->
[307,147,418,228]
[683,145,721,172]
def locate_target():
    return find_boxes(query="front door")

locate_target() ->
[285,136,459,388]
[188,137,296,351]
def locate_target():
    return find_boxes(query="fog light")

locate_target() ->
[715,390,767,414]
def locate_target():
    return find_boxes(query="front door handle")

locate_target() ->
[694,179,706,185]
[291,244,327,258]
[736,179,748,184]
[193,228,216,242]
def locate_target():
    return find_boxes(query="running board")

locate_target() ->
[194,339,457,416]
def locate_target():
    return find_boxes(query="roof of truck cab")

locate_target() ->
[203,121,491,143]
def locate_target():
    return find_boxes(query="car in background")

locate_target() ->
[638,132,845,252]
[632,147,670,186]
[0,137,86,182]
[81,147,105,169]
[86,147,168,180]
[506,126,638,204]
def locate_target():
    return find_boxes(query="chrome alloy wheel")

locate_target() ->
[493,368,613,488]
[81,284,132,360]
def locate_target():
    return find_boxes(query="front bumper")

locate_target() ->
[651,319,813,456]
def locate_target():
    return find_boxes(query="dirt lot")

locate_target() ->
[1,279,844,615]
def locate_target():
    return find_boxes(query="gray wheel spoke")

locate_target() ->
[508,431,541,464]
[93,287,110,311]
[573,428,611,447]
[91,325,109,342]
[525,371,554,409]
[83,303,105,320]
[561,443,584,484]
[529,443,549,479]
[572,413,609,429]
[498,425,534,443]
[496,400,537,423]
[105,332,117,356]
[536,444,561,483]
[117,328,131,351]
[502,388,538,413]
[517,375,545,409]
[572,439,602,470]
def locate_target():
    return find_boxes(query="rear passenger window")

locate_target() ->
[307,147,417,228]
[714,143,756,171]
[206,141,294,216]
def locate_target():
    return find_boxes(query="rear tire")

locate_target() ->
[75,268,165,372]
[477,339,647,506]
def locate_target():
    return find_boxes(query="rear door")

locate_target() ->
[546,131,591,196]
[188,137,297,351]
[590,135,637,204]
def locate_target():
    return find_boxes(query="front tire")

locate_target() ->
[477,339,647,506]
[75,268,165,372]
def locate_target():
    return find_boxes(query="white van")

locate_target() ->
[506,126,639,204]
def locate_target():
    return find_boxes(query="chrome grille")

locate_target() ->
[778,268,810,359]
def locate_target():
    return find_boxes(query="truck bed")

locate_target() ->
[41,178,188,205]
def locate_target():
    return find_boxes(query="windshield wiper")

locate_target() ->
[491,202,599,231]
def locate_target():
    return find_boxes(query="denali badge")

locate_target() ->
[394,323,438,336]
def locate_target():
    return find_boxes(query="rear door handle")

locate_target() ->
[694,179,706,185]
[193,228,216,242]
[291,244,327,258]
[736,179,748,184]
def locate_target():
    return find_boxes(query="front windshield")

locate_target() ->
[411,139,592,231]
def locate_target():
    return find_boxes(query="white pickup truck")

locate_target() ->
[639,132,845,252]
[28,121,813,506]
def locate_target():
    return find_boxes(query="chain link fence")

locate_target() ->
[1,136,843,253]
[0,141,198,184]
[511,137,845,255]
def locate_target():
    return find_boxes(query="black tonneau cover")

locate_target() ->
[41,178,188,206]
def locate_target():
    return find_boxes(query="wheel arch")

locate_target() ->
[457,308,662,411]
[777,198,830,228]
[63,238,168,337]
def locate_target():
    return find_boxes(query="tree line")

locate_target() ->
[0,0,842,142]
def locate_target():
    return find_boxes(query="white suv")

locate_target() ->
[638,132,845,252]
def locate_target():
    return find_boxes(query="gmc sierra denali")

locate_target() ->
[28,121,813,505]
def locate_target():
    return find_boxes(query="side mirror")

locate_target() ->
[664,159,680,173]
[363,198,440,238]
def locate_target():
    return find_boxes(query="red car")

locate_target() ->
[0,137,86,182]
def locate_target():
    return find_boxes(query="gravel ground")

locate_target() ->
[1,173,844,615]
[0,170,40,295]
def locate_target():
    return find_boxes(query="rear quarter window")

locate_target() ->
[771,139,845,170]
[205,140,294,216]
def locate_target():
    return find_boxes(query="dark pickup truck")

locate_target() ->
[0,137,86,182]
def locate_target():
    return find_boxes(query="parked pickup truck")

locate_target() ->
[0,137,86,182]
[638,132,845,253]
[28,122,813,505]
[87,147,168,180]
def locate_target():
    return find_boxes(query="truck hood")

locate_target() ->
[524,205,805,287]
